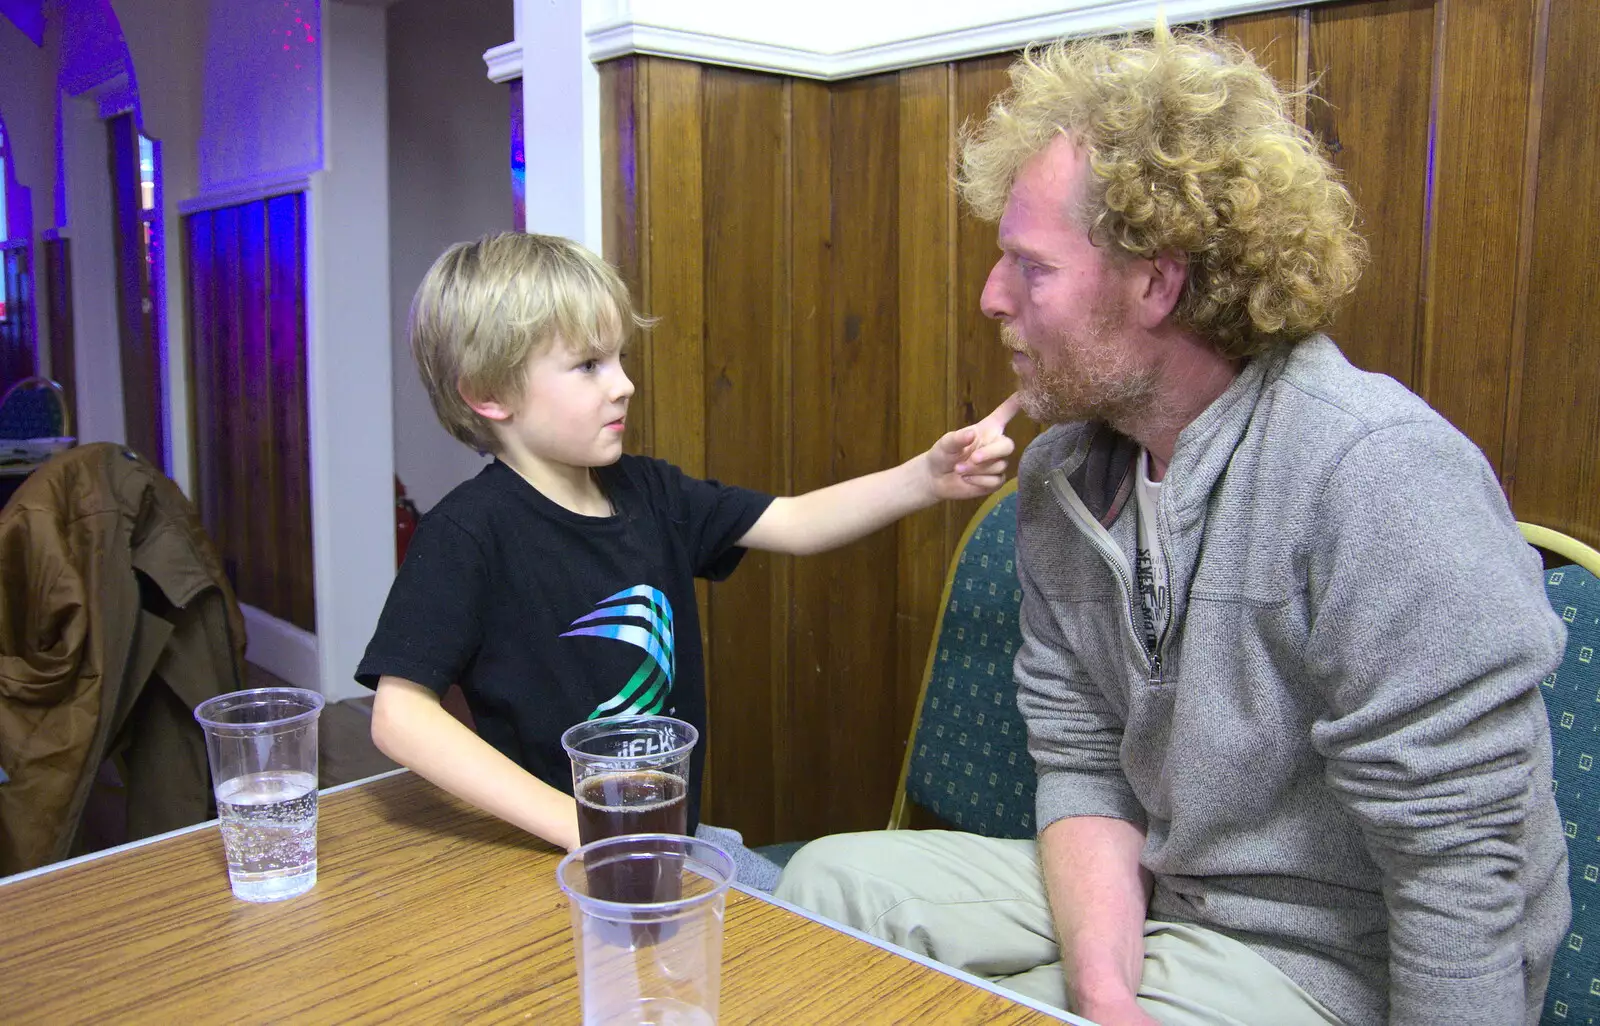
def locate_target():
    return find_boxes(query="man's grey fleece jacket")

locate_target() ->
[1015,335,1568,1026]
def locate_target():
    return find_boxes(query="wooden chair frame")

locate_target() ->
[1518,522,1600,578]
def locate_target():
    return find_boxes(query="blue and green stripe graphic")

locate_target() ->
[562,586,677,719]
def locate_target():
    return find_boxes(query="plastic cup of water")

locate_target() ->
[194,687,325,902]
[558,833,734,1026]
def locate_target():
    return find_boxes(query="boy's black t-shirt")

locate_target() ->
[355,456,774,831]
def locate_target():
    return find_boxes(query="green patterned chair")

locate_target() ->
[1522,524,1600,1026]
[889,479,1034,838]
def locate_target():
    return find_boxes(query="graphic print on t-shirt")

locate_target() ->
[560,585,678,719]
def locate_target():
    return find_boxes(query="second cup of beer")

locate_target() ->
[562,715,697,846]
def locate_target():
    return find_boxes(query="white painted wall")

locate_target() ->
[387,0,508,513]
[517,0,599,249]
[198,0,323,192]
[310,0,393,702]
[0,11,49,248]
[59,90,125,446]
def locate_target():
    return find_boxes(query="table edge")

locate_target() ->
[0,767,410,887]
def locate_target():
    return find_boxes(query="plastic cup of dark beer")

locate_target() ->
[562,715,696,906]
[563,714,696,844]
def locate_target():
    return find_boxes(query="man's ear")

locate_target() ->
[1131,249,1188,330]
[460,381,512,422]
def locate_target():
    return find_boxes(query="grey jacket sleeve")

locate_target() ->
[1305,420,1565,1026]
[1015,549,1146,832]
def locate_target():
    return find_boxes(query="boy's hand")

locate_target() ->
[925,393,1021,500]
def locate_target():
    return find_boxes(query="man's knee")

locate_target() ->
[774,831,898,925]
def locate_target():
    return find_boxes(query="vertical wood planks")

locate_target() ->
[1510,0,1600,543]
[1308,0,1435,387]
[267,193,315,629]
[43,238,76,436]
[701,66,790,842]
[642,59,706,476]
[784,77,835,840]
[184,196,314,631]
[895,64,956,767]
[1216,9,1306,96]
[1419,0,1539,472]
[600,57,654,460]
[951,56,1030,559]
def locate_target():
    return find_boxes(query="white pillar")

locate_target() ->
[516,0,600,250]
[309,1,395,702]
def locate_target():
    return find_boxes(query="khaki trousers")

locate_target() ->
[774,830,1344,1026]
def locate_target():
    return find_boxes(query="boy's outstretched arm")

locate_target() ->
[738,394,1021,556]
[371,676,581,851]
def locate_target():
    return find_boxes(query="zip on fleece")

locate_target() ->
[1048,466,1166,685]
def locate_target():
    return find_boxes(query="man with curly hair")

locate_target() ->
[776,23,1568,1026]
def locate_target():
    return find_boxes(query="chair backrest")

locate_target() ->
[0,376,70,440]
[1522,526,1600,1026]
[889,479,1035,838]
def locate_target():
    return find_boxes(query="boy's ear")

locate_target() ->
[459,381,512,422]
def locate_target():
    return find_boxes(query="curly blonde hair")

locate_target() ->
[959,24,1367,358]
[409,232,652,453]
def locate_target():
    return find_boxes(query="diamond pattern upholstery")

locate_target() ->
[1541,563,1600,1026]
[900,483,1035,839]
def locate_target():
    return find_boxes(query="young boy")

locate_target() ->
[358,232,1017,856]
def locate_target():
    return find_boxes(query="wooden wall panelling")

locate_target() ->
[894,64,956,769]
[701,66,790,844]
[1308,0,1435,388]
[106,113,165,468]
[952,55,1034,559]
[185,197,314,630]
[601,57,654,461]
[1510,0,1600,546]
[638,58,716,811]
[240,199,274,615]
[817,71,902,835]
[642,58,706,475]
[185,211,218,565]
[1216,8,1306,98]
[213,204,246,591]
[43,237,75,429]
[266,193,314,630]
[1418,0,1540,473]
[785,76,834,842]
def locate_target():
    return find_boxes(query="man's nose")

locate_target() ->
[979,260,1011,321]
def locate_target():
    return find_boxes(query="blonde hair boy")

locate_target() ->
[409,232,651,454]
[359,232,1021,861]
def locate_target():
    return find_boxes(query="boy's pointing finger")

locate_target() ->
[979,393,1023,435]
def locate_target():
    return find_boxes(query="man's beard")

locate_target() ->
[1002,294,1159,427]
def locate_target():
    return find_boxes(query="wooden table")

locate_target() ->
[0,770,1076,1024]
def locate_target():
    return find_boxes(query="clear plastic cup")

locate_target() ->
[558,833,734,1026]
[562,715,698,846]
[193,687,325,902]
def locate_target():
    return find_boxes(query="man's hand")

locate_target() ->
[924,393,1022,500]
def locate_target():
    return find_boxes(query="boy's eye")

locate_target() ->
[578,359,599,372]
